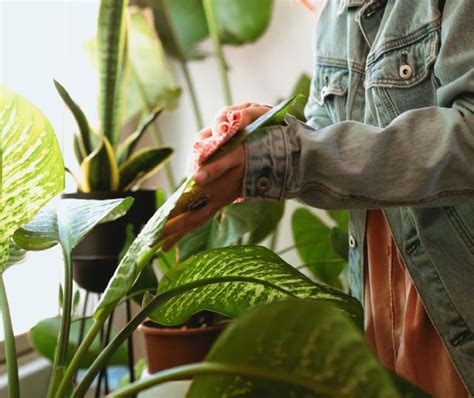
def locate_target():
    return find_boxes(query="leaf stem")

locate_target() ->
[107,362,338,397]
[203,0,233,105]
[0,274,20,398]
[73,276,297,397]
[47,250,74,398]
[156,0,204,129]
[276,240,319,256]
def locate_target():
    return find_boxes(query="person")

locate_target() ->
[160,0,474,396]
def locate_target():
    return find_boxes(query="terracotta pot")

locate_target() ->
[61,190,156,293]
[139,320,225,374]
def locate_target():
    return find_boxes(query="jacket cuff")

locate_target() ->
[243,125,289,200]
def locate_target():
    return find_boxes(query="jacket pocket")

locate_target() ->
[310,63,350,124]
[366,27,440,126]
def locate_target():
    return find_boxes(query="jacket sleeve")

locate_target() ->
[243,1,474,209]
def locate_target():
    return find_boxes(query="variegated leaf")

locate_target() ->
[0,86,64,272]
[188,300,428,398]
[148,246,363,328]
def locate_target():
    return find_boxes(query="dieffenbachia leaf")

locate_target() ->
[30,316,128,368]
[94,179,192,321]
[125,7,181,121]
[0,86,64,272]
[6,242,28,269]
[53,80,94,155]
[212,0,273,46]
[94,97,301,321]
[247,199,285,244]
[81,136,120,192]
[116,107,163,164]
[292,208,345,289]
[97,0,128,147]
[119,147,173,190]
[187,300,429,398]
[148,246,363,328]
[13,198,134,254]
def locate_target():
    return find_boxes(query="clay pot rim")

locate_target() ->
[139,320,226,336]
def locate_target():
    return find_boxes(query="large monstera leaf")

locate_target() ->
[147,246,363,328]
[0,86,64,272]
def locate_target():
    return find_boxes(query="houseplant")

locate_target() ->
[56,0,179,293]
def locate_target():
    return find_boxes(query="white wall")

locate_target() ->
[0,0,322,337]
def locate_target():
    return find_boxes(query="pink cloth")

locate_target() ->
[192,109,242,170]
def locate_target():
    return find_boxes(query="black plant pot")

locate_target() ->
[61,190,156,293]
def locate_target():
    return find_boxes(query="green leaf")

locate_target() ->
[81,136,120,192]
[13,198,134,254]
[94,178,193,321]
[119,147,173,190]
[95,98,300,321]
[178,199,283,261]
[148,246,363,328]
[328,209,350,231]
[286,73,311,121]
[248,200,285,244]
[125,7,181,121]
[29,316,128,368]
[292,208,345,289]
[116,107,163,164]
[330,226,349,262]
[0,86,64,272]
[212,0,273,46]
[187,300,428,398]
[53,80,94,154]
[145,0,209,60]
[6,242,28,269]
[97,0,128,147]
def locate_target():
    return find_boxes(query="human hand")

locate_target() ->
[159,103,270,252]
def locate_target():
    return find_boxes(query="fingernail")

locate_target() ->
[194,170,208,184]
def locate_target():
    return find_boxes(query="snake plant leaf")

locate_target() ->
[248,199,285,244]
[125,7,181,121]
[148,245,363,329]
[81,136,120,192]
[139,0,209,60]
[286,73,311,121]
[187,300,428,398]
[292,208,345,289]
[178,199,283,261]
[29,316,128,368]
[0,86,64,272]
[94,178,193,321]
[95,98,302,321]
[97,0,128,148]
[119,147,173,190]
[212,0,273,46]
[117,107,163,164]
[53,80,94,155]
[13,198,133,254]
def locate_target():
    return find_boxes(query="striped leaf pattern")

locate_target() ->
[94,177,193,321]
[0,86,64,272]
[149,246,363,328]
[188,300,427,398]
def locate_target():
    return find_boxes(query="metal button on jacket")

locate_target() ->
[349,235,357,248]
[256,176,272,193]
[399,64,413,79]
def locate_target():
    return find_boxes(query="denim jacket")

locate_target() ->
[243,0,474,393]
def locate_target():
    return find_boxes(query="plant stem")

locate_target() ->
[203,0,233,105]
[54,320,103,398]
[47,251,74,398]
[276,240,318,256]
[0,274,20,398]
[270,226,279,251]
[73,276,296,397]
[108,362,338,398]
[156,0,204,130]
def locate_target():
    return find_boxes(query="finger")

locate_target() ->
[193,144,245,185]
[162,233,183,252]
[161,203,216,240]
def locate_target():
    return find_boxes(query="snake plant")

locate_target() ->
[55,0,177,193]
